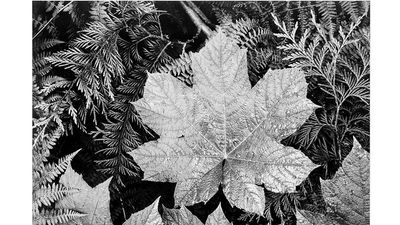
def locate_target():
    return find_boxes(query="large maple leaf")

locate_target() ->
[57,165,112,225]
[297,137,370,225]
[130,30,318,214]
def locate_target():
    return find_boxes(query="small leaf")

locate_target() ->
[205,204,231,225]
[57,165,112,225]
[123,197,163,225]
[162,205,203,225]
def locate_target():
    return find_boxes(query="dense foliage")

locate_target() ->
[32,1,370,225]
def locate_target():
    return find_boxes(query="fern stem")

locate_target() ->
[32,1,74,40]
[332,16,365,157]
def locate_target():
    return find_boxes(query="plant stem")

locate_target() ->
[32,1,74,40]
[185,1,212,25]
[180,1,211,37]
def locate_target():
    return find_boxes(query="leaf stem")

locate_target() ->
[32,1,74,40]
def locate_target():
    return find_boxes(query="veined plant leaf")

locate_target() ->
[123,196,163,225]
[321,137,370,224]
[296,210,337,225]
[130,30,318,214]
[57,165,112,225]
[298,137,369,224]
[162,203,230,225]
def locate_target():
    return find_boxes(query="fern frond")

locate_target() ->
[141,38,174,72]
[33,1,75,40]
[93,101,145,185]
[46,52,107,122]
[248,48,273,84]
[283,1,298,32]
[33,121,64,170]
[33,77,43,105]
[63,1,86,28]
[263,191,298,223]
[47,3,127,115]
[117,9,182,86]
[230,1,273,28]
[46,48,88,73]
[284,109,334,150]
[273,11,367,104]
[337,41,370,105]
[89,1,109,22]
[33,183,78,213]
[32,16,58,39]
[32,126,81,223]
[33,51,53,76]
[45,1,69,18]
[41,76,73,97]
[339,1,358,22]
[274,11,369,163]
[33,38,65,52]
[36,150,81,187]
[318,1,337,36]
[238,211,263,224]
[117,69,148,101]
[212,6,232,25]
[111,0,156,18]
[298,1,312,33]
[337,100,370,143]
[222,18,273,49]
[35,86,88,134]
[158,52,193,86]
[33,208,85,225]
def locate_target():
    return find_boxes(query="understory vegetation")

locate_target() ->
[32,1,370,225]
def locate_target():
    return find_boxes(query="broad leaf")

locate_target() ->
[123,196,163,225]
[57,165,112,225]
[298,138,369,224]
[321,137,370,224]
[130,30,318,214]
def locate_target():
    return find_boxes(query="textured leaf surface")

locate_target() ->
[130,30,318,214]
[162,205,203,225]
[296,210,337,225]
[162,203,230,225]
[205,204,231,225]
[320,137,370,224]
[123,197,163,225]
[57,165,112,225]
[298,138,369,225]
